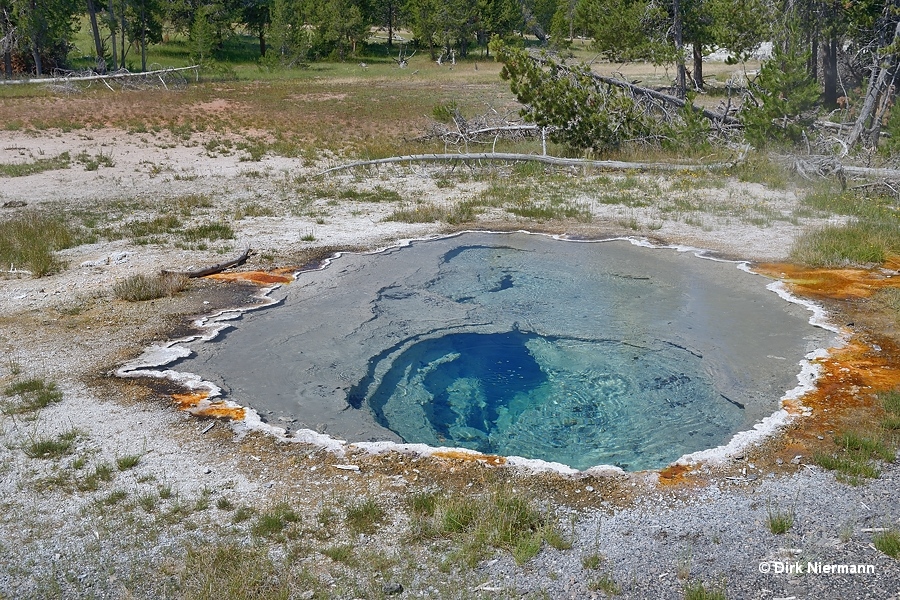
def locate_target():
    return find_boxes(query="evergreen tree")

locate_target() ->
[12,0,79,75]
[742,24,821,147]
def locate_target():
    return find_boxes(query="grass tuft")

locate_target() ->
[0,213,78,276]
[582,553,605,570]
[181,221,235,243]
[24,429,78,459]
[113,273,189,302]
[683,580,728,600]
[589,572,621,595]
[2,377,63,413]
[252,502,300,538]
[415,484,561,567]
[181,542,292,600]
[0,152,71,177]
[116,453,142,471]
[766,502,794,535]
[345,497,385,535]
[873,530,900,559]
[321,544,356,565]
[791,190,900,267]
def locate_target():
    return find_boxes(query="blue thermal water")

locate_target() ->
[364,331,740,471]
[175,232,827,471]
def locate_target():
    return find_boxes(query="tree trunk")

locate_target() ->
[258,27,266,56]
[692,44,703,90]
[847,17,900,147]
[107,0,118,70]
[673,0,686,99]
[3,50,11,78]
[822,35,838,108]
[140,3,147,72]
[32,47,42,76]
[387,1,393,48]
[87,0,105,71]
[29,0,42,76]
[120,9,126,67]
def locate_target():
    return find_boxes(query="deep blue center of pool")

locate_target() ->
[360,330,739,471]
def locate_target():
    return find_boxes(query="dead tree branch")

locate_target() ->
[0,65,199,86]
[847,16,900,147]
[161,247,253,279]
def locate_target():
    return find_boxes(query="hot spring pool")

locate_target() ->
[173,232,831,471]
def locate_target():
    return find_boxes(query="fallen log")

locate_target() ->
[0,65,200,86]
[319,152,730,176]
[162,247,253,278]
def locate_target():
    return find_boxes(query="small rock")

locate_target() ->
[1,200,27,208]
[298,592,314,600]
[383,582,403,595]
[585,485,594,492]
[776,458,784,465]
[791,455,802,465]
[203,467,212,474]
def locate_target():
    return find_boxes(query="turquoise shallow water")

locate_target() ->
[175,232,830,471]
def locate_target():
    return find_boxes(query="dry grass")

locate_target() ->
[0,212,79,276]
[113,273,189,302]
[0,59,516,159]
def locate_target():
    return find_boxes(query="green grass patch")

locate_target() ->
[168,194,214,216]
[814,452,882,485]
[791,189,900,267]
[345,497,385,535]
[181,222,235,242]
[766,504,794,535]
[875,289,900,322]
[2,377,63,413]
[337,186,403,203]
[24,430,78,459]
[113,273,189,302]
[815,393,900,483]
[138,492,158,512]
[789,220,899,266]
[321,544,356,565]
[417,485,562,567]
[0,212,80,276]
[589,572,621,595]
[683,580,728,600]
[181,542,293,600]
[234,203,276,220]
[232,505,255,524]
[582,553,605,570]
[731,154,793,189]
[0,152,71,177]
[251,503,300,539]
[116,453,142,471]
[101,489,129,506]
[408,491,439,516]
[126,215,182,239]
[75,150,115,171]
[837,431,896,462]
[873,530,900,559]
[881,389,900,430]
